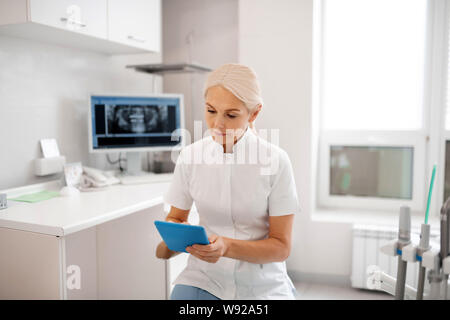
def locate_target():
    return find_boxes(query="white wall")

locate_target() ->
[0,35,162,189]
[239,0,353,283]
[162,0,239,140]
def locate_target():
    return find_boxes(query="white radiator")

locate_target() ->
[351,224,439,291]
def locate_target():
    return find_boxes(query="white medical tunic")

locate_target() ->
[163,126,300,300]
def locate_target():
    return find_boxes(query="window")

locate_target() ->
[321,0,427,131]
[315,0,445,212]
[318,132,425,211]
[330,146,413,199]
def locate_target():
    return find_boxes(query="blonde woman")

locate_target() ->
[156,63,300,300]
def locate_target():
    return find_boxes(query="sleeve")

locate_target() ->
[268,150,301,217]
[163,150,194,211]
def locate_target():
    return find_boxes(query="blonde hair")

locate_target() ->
[204,63,263,130]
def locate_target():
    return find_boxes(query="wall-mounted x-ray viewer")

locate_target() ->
[88,93,185,175]
[318,131,426,212]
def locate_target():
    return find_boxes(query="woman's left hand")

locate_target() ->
[186,234,228,263]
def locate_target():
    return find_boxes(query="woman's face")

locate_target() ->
[205,85,259,149]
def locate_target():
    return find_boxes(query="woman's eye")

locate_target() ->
[207,109,236,118]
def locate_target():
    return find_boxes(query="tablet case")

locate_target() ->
[154,220,210,253]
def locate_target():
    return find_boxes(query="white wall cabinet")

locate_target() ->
[28,0,108,40]
[108,0,161,52]
[0,0,161,54]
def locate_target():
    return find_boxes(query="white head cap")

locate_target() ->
[203,63,263,112]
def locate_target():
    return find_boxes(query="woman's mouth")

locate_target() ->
[213,130,227,136]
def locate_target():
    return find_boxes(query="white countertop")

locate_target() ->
[0,180,172,236]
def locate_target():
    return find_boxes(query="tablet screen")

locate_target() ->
[154,220,210,253]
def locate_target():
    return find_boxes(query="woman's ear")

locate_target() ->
[249,104,262,123]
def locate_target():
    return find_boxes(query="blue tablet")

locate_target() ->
[154,220,210,253]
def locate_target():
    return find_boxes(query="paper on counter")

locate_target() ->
[9,190,60,203]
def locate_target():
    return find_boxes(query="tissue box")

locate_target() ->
[34,156,66,176]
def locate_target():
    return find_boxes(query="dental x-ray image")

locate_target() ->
[107,105,170,134]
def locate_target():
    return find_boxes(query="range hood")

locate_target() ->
[126,63,212,75]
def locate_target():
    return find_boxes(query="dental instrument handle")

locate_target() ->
[395,206,411,300]
[399,206,411,244]
[440,206,449,261]
[419,223,431,250]
[416,264,426,300]
[441,202,450,300]
[416,223,431,300]
[395,258,408,300]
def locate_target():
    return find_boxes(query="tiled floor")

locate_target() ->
[293,282,392,300]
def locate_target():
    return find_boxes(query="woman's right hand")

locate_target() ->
[156,240,179,259]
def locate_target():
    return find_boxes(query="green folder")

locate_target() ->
[9,190,60,203]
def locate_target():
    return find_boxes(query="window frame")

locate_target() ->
[318,131,426,211]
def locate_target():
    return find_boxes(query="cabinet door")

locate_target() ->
[108,0,161,52]
[29,0,107,39]
[96,204,167,299]
[0,227,61,299]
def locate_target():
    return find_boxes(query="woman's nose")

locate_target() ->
[214,116,225,129]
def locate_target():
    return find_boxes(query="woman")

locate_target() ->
[156,63,300,300]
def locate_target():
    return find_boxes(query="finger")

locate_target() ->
[188,249,216,263]
[192,247,221,258]
[188,246,211,257]
[192,243,215,252]
[208,234,218,243]
[188,246,219,259]
[193,236,219,251]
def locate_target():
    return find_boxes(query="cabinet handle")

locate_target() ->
[127,35,146,43]
[60,17,87,28]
